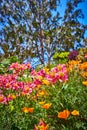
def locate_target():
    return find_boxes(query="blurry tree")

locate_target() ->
[0,0,33,62]
[56,0,87,51]
[0,0,87,65]
[27,0,61,64]
[0,0,60,65]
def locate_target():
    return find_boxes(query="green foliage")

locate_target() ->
[53,51,69,64]
[0,56,20,74]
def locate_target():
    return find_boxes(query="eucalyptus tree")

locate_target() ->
[26,0,61,64]
[0,0,86,65]
[0,0,33,62]
[0,0,60,65]
[56,0,87,51]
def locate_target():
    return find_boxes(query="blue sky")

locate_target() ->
[57,0,87,25]
[79,0,87,25]
[56,0,87,39]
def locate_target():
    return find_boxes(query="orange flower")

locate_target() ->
[28,108,34,113]
[80,62,87,69]
[71,110,79,116]
[22,107,34,113]
[37,84,41,88]
[68,60,80,66]
[82,81,87,86]
[34,119,49,130]
[35,125,49,130]
[42,103,52,109]
[68,60,80,72]
[58,110,70,119]
[39,125,49,130]
[0,95,4,102]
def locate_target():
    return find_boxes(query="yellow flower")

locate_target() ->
[42,103,52,109]
[71,110,79,116]
[37,76,43,80]
[82,81,87,86]
[22,107,29,113]
[44,67,49,74]
[42,79,50,85]
[37,90,45,96]
[58,110,70,119]
[50,72,55,77]
[39,101,45,105]
[37,90,48,96]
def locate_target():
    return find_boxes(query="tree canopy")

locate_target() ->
[0,0,87,65]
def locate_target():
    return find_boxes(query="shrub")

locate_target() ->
[53,51,69,64]
[68,50,79,60]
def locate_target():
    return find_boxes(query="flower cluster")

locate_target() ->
[68,60,80,72]
[58,109,79,119]
[31,64,68,84]
[9,62,31,74]
[68,50,79,60]
[0,74,25,104]
[80,62,87,86]
[1,60,85,130]
[22,107,34,113]
[0,63,68,104]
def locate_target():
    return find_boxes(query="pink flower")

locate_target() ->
[84,54,87,58]
[9,62,32,74]
[23,85,32,94]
